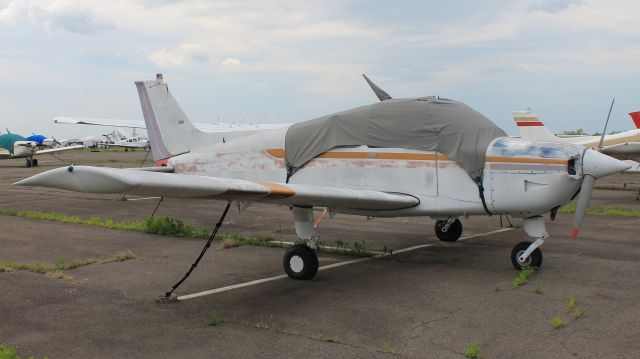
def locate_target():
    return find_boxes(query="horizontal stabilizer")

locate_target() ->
[16,166,419,211]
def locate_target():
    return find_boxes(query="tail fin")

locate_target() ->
[135,74,225,161]
[629,111,640,129]
[513,109,557,141]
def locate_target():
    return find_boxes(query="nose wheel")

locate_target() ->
[511,241,543,270]
[435,218,463,241]
[283,244,319,280]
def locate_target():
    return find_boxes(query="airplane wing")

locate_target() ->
[0,148,11,159]
[54,117,147,129]
[54,116,289,133]
[16,166,419,211]
[106,143,149,149]
[35,145,84,155]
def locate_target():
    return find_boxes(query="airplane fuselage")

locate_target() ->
[167,129,583,219]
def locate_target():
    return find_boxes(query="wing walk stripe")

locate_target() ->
[252,181,296,198]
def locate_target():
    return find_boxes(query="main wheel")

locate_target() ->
[434,219,463,241]
[25,158,32,167]
[32,158,38,166]
[511,241,543,270]
[283,244,319,280]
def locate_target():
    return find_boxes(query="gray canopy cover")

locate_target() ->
[284,97,506,179]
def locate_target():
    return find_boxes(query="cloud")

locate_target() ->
[148,43,211,68]
[221,57,242,66]
[528,0,584,13]
[0,1,115,35]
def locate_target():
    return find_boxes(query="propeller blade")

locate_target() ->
[572,174,595,240]
[597,98,615,150]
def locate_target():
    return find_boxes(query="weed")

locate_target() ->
[311,335,341,343]
[255,317,279,331]
[572,308,584,320]
[382,343,398,354]
[464,342,480,359]
[222,238,239,248]
[0,344,48,359]
[1,251,136,282]
[513,266,536,288]
[207,310,224,326]
[534,284,543,294]
[551,316,566,329]
[567,294,577,311]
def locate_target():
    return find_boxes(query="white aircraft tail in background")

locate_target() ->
[513,109,640,163]
[512,109,558,141]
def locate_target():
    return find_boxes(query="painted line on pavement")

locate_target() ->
[177,227,514,301]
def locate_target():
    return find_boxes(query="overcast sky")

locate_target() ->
[1,0,639,139]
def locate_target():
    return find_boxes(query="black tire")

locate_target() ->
[25,159,32,167]
[283,244,319,280]
[32,159,38,166]
[434,219,463,241]
[511,241,543,270]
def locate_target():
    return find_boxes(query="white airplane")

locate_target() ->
[513,109,640,162]
[17,74,629,282]
[102,128,150,150]
[0,133,82,167]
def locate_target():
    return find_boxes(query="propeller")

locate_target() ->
[572,149,629,239]
[571,99,628,239]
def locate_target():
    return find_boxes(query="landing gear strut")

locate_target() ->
[511,216,548,270]
[435,217,463,241]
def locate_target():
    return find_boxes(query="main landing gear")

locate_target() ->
[283,206,320,280]
[25,157,38,167]
[510,216,548,270]
[434,217,463,242]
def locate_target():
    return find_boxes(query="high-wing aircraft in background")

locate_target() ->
[513,109,640,162]
[0,131,82,167]
[18,74,629,282]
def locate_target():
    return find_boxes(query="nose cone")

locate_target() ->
[581,149,630,179]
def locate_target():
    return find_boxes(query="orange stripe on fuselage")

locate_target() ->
[266,148,565,165]
[485,156,567,165]
[252,181,296,198]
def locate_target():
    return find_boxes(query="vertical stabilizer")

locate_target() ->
[135,74,224,161]
[629,111,640,129]
[513,109,557,141]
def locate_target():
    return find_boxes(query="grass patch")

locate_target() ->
[255,317,280,331]
[0,343,47,359]
[382,343,398,354]
[464,342,480,359]
[558,204,640,217]
[513,266,536,288]
[1,250,136,281]
[551,316,566,329]
[572,308,584,319]
[311,334,341,343]
[534,284,543,294]
[567,294,577,311]
[206,310,224,326]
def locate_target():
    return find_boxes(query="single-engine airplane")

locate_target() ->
[0,131,82,167]
[17,74,630,280]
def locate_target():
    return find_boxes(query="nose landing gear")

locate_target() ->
[434,217,463,242]
[511,216,548,270]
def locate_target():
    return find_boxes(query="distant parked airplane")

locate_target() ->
[513,109,640,162]
[0,131,82,167]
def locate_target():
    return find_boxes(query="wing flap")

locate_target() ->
[16,166,418,210]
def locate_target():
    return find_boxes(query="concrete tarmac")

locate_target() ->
[1,150,639,358]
